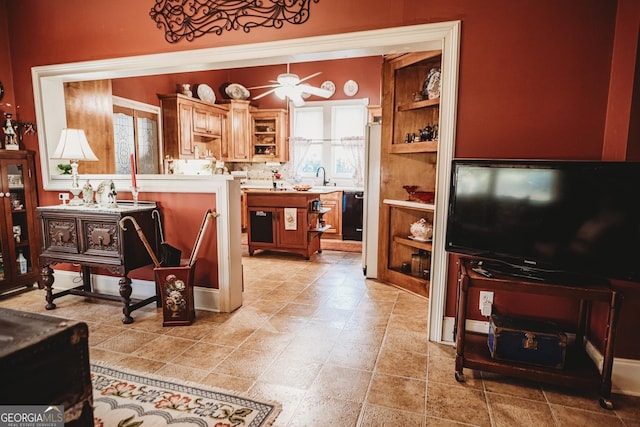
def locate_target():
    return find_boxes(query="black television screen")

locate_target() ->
[445,159,640,283]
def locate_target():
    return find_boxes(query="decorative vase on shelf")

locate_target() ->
[82,180,94,205]
[410,218,433,241]
[181,84,192,97]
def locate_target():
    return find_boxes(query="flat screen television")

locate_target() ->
[445,159,640,284]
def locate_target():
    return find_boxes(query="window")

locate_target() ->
[290,99,368,185]
[112,96,161,174]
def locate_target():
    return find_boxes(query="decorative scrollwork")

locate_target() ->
[150,0,320,43]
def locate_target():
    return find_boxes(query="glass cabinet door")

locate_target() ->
[0,228,4,281]
[2,160,31,278]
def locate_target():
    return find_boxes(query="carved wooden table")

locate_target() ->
[37,202,160,323]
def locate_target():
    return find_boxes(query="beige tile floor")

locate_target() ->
[1,248,639,426]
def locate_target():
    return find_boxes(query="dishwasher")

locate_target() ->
[342,191,364,241]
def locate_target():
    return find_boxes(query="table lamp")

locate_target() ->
[51,128,99,205]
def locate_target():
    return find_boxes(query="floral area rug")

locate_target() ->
[91,364,280,427]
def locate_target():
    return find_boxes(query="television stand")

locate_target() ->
[454,258,622,409]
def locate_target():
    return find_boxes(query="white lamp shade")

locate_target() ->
[51,128,99,161]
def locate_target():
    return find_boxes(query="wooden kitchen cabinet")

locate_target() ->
[251,109,288,162]
[319,191,342,239]
[246,191,331,259]
[378,50,441,297]
[159,93,228,160]
[241,191,248,231]
[225,100,253,162]
[0,150,42,294]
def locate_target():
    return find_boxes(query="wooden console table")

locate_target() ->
[454,258,622,409]
[37,202,160,324]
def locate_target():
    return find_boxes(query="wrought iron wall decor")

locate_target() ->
[150,0,320,43]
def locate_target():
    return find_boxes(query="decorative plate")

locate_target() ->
[343,80,359,96]
[196,84,216,104]
[320,81,335,97]
[225,83,250,100]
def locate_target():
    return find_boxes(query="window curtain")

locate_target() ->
[341,136,365,185]
[289,137,312,180]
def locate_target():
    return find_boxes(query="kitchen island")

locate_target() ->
[245,189,338,259]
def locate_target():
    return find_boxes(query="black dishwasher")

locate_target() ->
[342,191,364,241]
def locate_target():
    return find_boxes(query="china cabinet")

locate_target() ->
[0,150,41,294]
[251,109,288,162]
[159,93,228,160]
[378,50,442,298]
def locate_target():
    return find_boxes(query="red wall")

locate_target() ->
[111,57,383,109]
[2,1,638,358]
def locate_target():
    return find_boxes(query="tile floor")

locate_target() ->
[1,248,639,426]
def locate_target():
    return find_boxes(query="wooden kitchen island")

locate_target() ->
[246,189,336,259]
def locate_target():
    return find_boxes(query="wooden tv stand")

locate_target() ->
[454,258,622,409]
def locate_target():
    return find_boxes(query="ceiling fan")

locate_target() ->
[248,65,332,106]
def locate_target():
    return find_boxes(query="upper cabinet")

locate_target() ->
[161,96,290,163]
[251,109,288,162]
[224,100,252,162]
[159,93,228,160]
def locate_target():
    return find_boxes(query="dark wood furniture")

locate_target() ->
[0,307,94,426]
[454,258,622,409]
[0,150,42,294]
[37,202,160,324]
[246,190,333,259]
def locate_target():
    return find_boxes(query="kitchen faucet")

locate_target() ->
[316,166,330,186]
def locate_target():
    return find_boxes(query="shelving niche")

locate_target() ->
[378,49,442,298]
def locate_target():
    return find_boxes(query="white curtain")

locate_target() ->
[288,137,312,180]
[341,136,365,185]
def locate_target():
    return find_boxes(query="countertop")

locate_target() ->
[240,180,364,193]
[242,188,341,195]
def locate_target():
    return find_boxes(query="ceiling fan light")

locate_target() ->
[277,73,300,86]
[274,86,288,99]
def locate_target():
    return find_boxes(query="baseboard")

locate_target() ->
[440,316,640,396]
[48,270,220,312]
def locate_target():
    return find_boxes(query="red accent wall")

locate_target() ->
[111,57,383,109]
[1,1,638,358]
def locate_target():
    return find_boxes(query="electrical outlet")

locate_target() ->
[479,291,494,310]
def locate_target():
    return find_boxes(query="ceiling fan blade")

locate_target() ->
[298,84,332,98]
[253,87,278,100]
[298,71,322,83]
[246,83,279,90]
[289,91,305,107]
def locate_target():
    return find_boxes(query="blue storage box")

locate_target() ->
[488,314,567,369]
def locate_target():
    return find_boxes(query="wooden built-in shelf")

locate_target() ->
[396,98,440,112]
[383,199,435,211]
[389,140,438,154]
[393,235,433,251]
